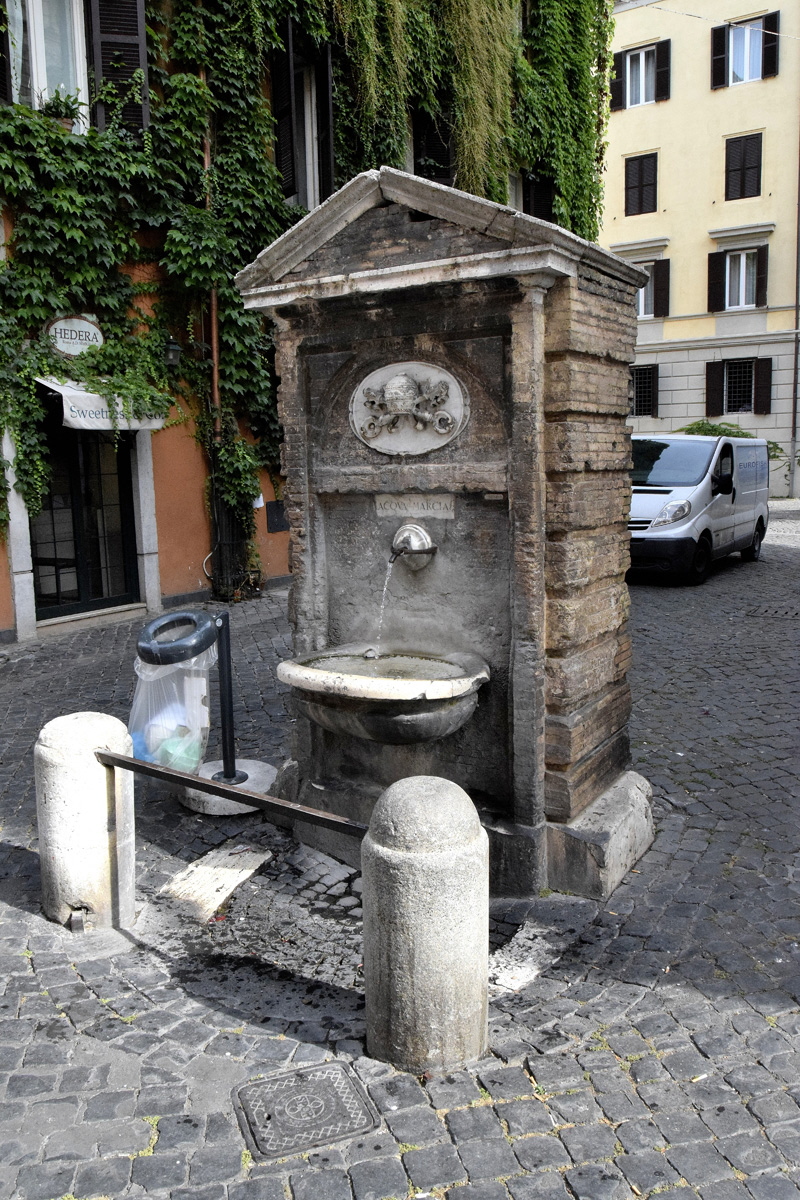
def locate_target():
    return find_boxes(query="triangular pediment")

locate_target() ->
[235,167,644,307]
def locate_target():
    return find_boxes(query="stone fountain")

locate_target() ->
[236,168,653,899]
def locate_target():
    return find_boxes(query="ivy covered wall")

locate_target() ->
[0,0,613,565]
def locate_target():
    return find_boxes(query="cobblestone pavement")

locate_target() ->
[0,509,799,1200]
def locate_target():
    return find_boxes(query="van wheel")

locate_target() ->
[685,537,711,585]
[742,524,763,562]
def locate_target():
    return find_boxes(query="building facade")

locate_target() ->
[600,1,800,497]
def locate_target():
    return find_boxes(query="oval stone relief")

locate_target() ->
[349,362,469,456]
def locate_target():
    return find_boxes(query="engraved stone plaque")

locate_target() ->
[235,1062,380,1159]
[375,494,455,519]
[350,362,469,456]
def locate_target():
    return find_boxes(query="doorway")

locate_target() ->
[29,411,140,619]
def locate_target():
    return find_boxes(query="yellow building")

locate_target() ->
[600,1,799,496]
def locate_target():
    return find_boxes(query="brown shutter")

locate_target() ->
[655,39,671,102]
[755,244,769,308]
[413,109,453,184]
[708,252,726,312]
[652,259,670,318]
[744,134,762,198]
[610,51,626,111]
[762,12,779,78]
[725,137,743,200]
[754,358,772,414]
[272,19,297,198]
[315,44,335,202]
[87,0,149,132]
[706,361,724,417]
[711,24,728,89]
[0,0,12,104]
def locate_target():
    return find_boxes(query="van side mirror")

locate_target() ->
[714,471,734,496]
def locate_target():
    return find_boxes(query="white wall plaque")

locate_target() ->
[375,494,455,519]
[350,361,469,456]
[45,315,104,357]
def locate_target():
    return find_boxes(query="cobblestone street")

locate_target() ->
[0,510,799,1200]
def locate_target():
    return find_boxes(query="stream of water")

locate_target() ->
[373,559,394,654]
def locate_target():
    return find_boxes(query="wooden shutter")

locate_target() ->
[0,0,12,104]
[272,19,297,198]
[707,251,726,312]
[610,51,626,111]
[86,0,149,132]
[654,40,671,102]
[625,154,657,216]
[754,358,772,414]
[755,244,769,308]
[725,137,742,200]
[522,169,556,223]
[711,24,728,89]
[762,12,779,78]
[315,44,335,202]
[726,134,762,201]
[652,259,670,318]
[648,364,659,418]
[706,361,724,417]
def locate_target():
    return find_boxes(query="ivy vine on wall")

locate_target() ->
[0,0,613,544]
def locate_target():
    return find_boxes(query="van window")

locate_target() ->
[716,444,733,478]
[632,439,716,486]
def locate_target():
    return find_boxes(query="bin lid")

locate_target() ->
[137,611,218,665]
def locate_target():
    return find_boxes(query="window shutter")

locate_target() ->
[649,364,659,418]
[625,154,657,216]
[754,358,772,414]
[0,0,12,104]
[762,12,779,78]
[755,244,769,307]
[706,361,724,417]
[652,259,670,318]
[315,44,335,202]
[272,19,297,198]
[522,168,556,223]
[86,0,149,132]
[707,251,726,312]
[711,24,728,89]
[610,51,626,111]
[654,40,671,102]
[725,137,743,201]
[744,133,762,198]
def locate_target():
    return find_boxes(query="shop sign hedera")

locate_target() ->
[44,315,105,358]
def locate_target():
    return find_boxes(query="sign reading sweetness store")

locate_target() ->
[45,315,105,357]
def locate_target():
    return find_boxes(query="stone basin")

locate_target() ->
[277,645,490,744]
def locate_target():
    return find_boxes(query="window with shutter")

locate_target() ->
[612,42,670,110]
[714,14,780,88]
[725,133,762,201]
[86,0,148,132]
[522,167,556,224]
[271,20,335,209]
[413,108,453,185]
[707,358,772,415]
[625,153,657,216]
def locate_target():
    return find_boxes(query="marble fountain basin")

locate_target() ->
[277,644,490,744]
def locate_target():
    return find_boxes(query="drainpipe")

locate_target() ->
[791,96,800,498]
[199,66,222,441]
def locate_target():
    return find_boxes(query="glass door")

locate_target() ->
[30,412,140,619]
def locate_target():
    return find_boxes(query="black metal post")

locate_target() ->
[213,612,248,784]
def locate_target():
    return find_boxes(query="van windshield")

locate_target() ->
[632,439,716,487]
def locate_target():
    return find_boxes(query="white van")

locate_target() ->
[629,434,769,584]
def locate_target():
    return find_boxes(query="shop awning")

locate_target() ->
[35,377,166,432]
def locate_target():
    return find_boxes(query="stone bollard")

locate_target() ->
[362,776,489,1072]
[35,713,135,931]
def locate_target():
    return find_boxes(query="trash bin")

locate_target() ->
[129,611,218,774]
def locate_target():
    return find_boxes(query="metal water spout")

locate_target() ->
[389,523,437,570]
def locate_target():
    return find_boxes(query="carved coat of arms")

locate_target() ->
[350,362,468,456]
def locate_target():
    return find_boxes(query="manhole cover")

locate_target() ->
[747,606,800,619]
[235,1062,380,1159]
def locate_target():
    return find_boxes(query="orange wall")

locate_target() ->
[0,539,14,636]
[254,469,290,580]
[152,422,213,599]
